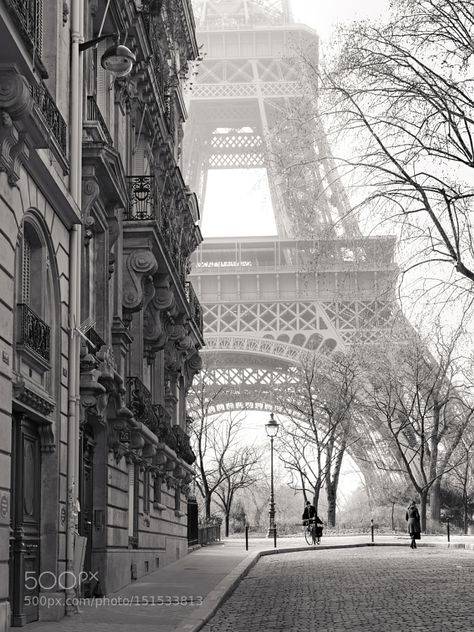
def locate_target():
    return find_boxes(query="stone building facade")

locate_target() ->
[0,0,203,628]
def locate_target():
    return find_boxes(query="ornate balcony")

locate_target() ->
[185,281,203,334]
[85,96,113,145]
[29,79,68,160]
[126,376,159,434]
[16,303,50,362]
[5,0,43,57]
[125,176,156,220]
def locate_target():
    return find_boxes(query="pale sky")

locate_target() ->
[197,0,391,496]
[200,0,389,239]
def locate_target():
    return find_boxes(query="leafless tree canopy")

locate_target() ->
[317,0,474,289]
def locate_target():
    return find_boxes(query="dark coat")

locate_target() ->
[302,505,323,535]
[406,505,421,537]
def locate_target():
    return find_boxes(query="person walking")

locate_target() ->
[406,500,421,549]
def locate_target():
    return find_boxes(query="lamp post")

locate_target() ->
[265,412,279,538]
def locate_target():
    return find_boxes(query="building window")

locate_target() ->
[128,462,139,548]
[153,474,162,509]
[143,469,150,515]
[174,485,180,512]
[16,221,52,371]
[20,226,45,317]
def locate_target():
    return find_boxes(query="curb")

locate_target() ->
[174,540,474,632]
[176,550,260,632]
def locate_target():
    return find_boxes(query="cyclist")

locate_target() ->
[302,501,324,544]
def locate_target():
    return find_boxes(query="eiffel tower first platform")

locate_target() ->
[184,0,398,433]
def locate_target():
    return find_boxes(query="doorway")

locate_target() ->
[78,425,95,597]
[9,414,41,626]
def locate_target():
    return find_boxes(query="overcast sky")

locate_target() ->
[200,0,390,238]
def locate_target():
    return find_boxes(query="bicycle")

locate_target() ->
[303,519,322,545]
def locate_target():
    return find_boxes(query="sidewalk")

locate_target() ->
[28,533,474,632]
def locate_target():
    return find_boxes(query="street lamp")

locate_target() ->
[265,412,279,538]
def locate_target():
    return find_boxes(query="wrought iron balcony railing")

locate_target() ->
[6,0,43,57]
[126,376,159,434]
[16,303,50,362]
[125,176,156,220]
[85,96,113,145]
[30,79,68,158]
[185,281,203,334]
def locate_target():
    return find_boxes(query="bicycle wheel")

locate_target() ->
[304,524,313,545]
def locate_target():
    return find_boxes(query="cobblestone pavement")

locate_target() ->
[201,547,474,632]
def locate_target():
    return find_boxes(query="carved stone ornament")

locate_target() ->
[143,276,176,350]
[80,348,108,427]
[0,68,34,118]
[0,68,34,184]
[81,175,100,230]
[154,276,175,311]
[123,248,158,313]
[164,341,182,373]
[13,377,55,417]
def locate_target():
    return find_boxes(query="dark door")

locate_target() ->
[187,498,199,546]
[78,426,95,597]
[10,414,41,626]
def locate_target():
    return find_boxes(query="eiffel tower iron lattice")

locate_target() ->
[184,0,401,479]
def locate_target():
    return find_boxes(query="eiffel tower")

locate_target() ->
[184,0,399,471]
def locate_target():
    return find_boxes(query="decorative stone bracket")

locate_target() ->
[123,247,158,315]
[0,67,32,185]
[152,441,194,493]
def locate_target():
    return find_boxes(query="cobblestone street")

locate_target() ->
[202,547,474,632]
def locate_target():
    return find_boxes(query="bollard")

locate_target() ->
[447,518,450,543]
[245,524,249,551]
[371,518,374,543]
[274,525,277,549]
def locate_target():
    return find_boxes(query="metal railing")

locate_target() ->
[198,524,221,545]
[6,0,43,56]
[30,80,67,157]
[185,281,203,334]
[86,96,113,145]
[125,176,156,220]
[16,303,50,362]
[126,376,159,433]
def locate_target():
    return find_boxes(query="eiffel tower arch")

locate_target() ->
[184,0,401,482]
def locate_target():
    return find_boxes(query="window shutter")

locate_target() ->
[22,237,31,305]
[96,41,108,120]
[134,141,145,174]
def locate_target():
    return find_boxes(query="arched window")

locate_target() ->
[15,214,57,382]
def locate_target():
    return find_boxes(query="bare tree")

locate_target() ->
[188,366,228,519]
[448,430,474,533]
[313,0,474,296]
[357,323,474,530]
[277,350,360,526]
[214,441,263,537]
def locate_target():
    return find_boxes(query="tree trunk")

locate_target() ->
[463,488,468,535]
[326,442,345,527]
[225,512,230,537]
[327,484,337,527]
[391,502,395,532]
[313,478,322,515]
[430,479,441,526]
[420,490,428,533]
[205,494,212,520]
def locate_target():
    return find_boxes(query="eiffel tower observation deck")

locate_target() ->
[185,0,398,451]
